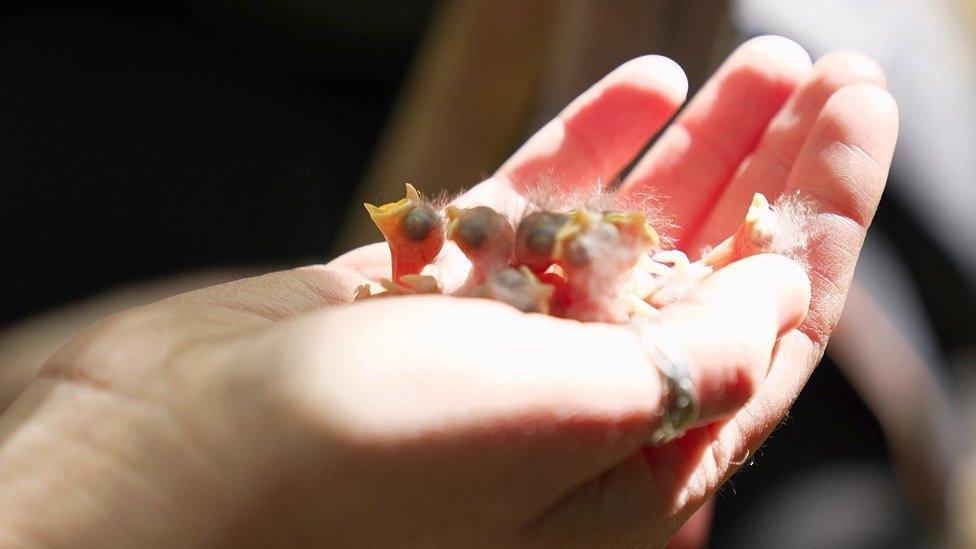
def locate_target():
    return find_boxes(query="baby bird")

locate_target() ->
[514,211,571,274]
[365,183,445,283]
[446,205,516,287]
[638,192,813,309]
[552,210,659,323]
[703,192,812,269]
[359,185,810,324]
[470,267,555,314]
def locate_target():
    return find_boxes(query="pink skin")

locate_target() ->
[447,206,516,289]
[685,50,888,252]
[389,232,444,282]
[365,186,445,284]
[553,216,656,323]
[617,38,812,249]
[368,212,444,283]
[0,42,894,549]
[327,42,895,546]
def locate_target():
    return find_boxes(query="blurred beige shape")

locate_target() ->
[334,0,560,252]
[0,269,261,412]
[335,0,731,253]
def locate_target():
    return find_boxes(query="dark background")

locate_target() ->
[1,1,436,323]
[1,2,941,546]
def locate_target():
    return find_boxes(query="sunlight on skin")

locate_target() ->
[0,36,896,547]
[329,37,896,545]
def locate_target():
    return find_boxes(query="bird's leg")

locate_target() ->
[380,275,441,295]
[354,274,441,301]
[640,250,713,308]
[469,267,555,314]
[364,183,445,283]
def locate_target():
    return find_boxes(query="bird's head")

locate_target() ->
[365,183,445,281]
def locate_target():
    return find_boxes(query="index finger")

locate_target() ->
[498,55,687,193]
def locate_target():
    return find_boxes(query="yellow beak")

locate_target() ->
[364,183,422,233]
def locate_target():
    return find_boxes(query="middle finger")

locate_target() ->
[619,35,811,246]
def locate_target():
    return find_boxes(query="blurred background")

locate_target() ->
[1,1,973,547]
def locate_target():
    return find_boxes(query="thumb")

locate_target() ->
[515,254,809,543]
[656,253,811,423]
[267,256,807,523]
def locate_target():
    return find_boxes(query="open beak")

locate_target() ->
[364,183,445,282]
[551,210,590,260]
[604,211,661,249]
[444,205,462,242]
[364,183,422,238]
[743,192,776,245]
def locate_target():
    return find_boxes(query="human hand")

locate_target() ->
[328,34,896,544]
[0,36,896,548]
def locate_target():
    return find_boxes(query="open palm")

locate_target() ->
[0,36,896,548]
[325,35,897,545]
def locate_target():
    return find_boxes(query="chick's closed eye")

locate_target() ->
[361,183,813,324]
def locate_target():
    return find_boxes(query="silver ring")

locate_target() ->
[630,317,700,445]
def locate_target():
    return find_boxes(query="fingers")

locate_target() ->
[656,254,810,423]
[687,51,888,251]
[526,255,810,545]
[275,296,665,522]
[498,55,687,193]
[620,36,811,244]
[276,254,807,534]
[641,83,898,537]
[303,253,808,444]
[787,83,898,226]
[347,55,686,281]
[784,83,899,344]
[287,295,660,439]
